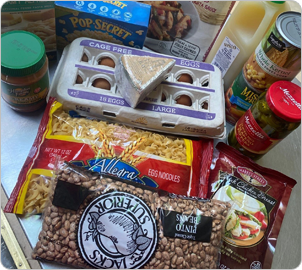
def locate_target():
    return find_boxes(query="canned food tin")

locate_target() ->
[225,11,301,125]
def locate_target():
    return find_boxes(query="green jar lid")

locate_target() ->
[271,1,285,4]
[1,30,46,77]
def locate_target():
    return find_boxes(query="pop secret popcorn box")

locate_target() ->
[55,1,151,50]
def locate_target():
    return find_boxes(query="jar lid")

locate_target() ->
[266,81,301,122]
[1,30,46,77]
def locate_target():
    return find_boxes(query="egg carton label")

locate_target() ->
[49,38,225,138]
[81,39,215,72]
[68,89,215,120]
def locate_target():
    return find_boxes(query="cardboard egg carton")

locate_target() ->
[48,37,226,139]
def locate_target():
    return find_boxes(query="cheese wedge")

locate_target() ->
[115,55,175,108]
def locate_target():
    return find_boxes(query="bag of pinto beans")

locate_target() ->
[32,161,231,269]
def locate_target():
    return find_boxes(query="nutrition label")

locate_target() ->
[211,36,240,77]
[170,38,200,60]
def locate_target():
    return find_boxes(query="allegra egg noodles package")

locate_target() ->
[32,162,231,269]
[208,143,297,269]
[4,98,213,215]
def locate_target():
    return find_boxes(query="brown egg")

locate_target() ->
[92,78,111,90]
[176,95,192,106]
[76,75,83,84]
[81,53,89,62]
[201,101,208,110]
[177,74,193,84]
[99,57,115,68]
[161,93,166,102]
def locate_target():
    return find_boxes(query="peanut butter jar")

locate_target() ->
[1,30,49,112]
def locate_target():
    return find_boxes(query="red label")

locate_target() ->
[235,109,280,154]
[34,139,195,196]
[237,166,267,187]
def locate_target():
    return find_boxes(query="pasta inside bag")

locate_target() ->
[5,97,213,214]
[23,175,52,215]
[32,162,231,269]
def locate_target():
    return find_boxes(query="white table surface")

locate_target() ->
[1,56,301,269]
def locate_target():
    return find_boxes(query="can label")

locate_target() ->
[1,71,49,109]
[225,70,262,125]
[234,109,280,154]
[225,19,301,125]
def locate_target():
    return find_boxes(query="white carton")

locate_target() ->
[48,37,226,139]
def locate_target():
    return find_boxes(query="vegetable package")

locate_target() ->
[4,97,213,215]
[32,162,231,269]
[208,143,297,268]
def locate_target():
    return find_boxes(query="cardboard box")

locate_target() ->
[1,1,57,60]
[55,1,151,50]
[143,1,235,62]
[48,38,226,139]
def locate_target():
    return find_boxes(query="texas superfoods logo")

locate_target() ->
[78,192,157,269]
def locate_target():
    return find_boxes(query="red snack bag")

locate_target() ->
[208,142,297,269]
[5,97,213,214]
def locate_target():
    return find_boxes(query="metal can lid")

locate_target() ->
[276,11,301,48]
[1,30,46,77]
[266,81,301,122]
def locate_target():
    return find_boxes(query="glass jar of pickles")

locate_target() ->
[228,81,301,160]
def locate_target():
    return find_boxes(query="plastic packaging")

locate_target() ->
[228,81,301,160]
[32,162,231,269]
[208,142,297,269]
[1,30,49,112]
[205,1,291,91]
[4,98,214,214]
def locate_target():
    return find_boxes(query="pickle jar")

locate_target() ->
[228,81,301,160]
[1,30,49,112]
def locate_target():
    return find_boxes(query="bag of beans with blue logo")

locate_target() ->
[32,162,231,269]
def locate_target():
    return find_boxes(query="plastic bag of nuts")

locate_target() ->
[32,162,231,269]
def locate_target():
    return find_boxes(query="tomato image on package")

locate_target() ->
[55,1,151,50]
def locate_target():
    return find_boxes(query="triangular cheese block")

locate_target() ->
[115,55,175,108]
[121,55,175,90]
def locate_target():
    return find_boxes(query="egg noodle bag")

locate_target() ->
[32,162,231,269]
[4,97,213,214]
[208,142,297,269]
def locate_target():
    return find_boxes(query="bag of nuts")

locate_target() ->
[32,162,230,269]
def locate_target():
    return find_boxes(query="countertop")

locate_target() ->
[1,57,301,269]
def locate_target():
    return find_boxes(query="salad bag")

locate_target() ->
[32,162,231,269]
[208,142,297,269]
[5,97,213,215]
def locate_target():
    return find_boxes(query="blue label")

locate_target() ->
[70,157,158,188]
[230,95,252,111]
[55,1,151,49]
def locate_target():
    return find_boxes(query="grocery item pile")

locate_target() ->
[1,1,301,269]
